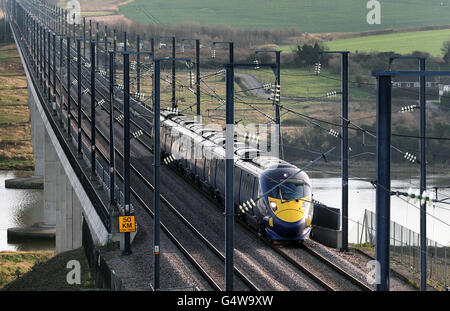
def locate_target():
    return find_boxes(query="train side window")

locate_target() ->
[235,167,242,202]
[162,127,168,149]
[241,173,248,202]
[252,177,258,199]
[215,160,223,187]
[172,131,177,151]
[167,135,172,153]
[245,173,252,199]
[204,149,210,179]
[212,159,218,187]
[241,174,246,201]
[202,158,206,179]
[221,160,227,187]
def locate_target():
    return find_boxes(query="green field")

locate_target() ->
[119,0,450,33]
[0,43,34,170]
[123,66,374,126]
[240,68,374,100]
[81,10,118,17]
[326,29,450,56]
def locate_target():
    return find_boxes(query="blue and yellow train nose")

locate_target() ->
[264,197,311,240]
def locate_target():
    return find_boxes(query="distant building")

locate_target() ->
[439,84,450,95]
[392,76,438,88]
[392,81,438,88]
[438,78,450,104]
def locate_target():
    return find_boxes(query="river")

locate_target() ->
[310,171,450,246]
[0,171,54,251]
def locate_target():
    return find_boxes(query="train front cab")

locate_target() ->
[259,167,313,241]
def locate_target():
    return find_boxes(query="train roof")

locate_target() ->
[261,164,311,185]
[251,156,287,169]
[160,112,294,171]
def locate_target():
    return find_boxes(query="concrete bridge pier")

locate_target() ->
[29,86,44,177]
[7,18,111,251]
[55,159,82,253]
[4,85,45,189]
[7,87,83,252]
[43,129,57,228]
[8,111,83,252]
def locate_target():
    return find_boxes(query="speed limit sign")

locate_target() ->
[119,216,136,233]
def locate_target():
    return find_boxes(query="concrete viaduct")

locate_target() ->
[2,0,344,291]
[3,0,138,254]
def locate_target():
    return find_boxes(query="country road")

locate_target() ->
[235,72,316,101]
[235,73,269,98]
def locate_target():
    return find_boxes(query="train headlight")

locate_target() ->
[270,201,278,211]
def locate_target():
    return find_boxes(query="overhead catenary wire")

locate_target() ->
[22,2,450,272]
[158,66,450,145]
[60,6,450,213]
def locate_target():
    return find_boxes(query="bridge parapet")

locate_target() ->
[6,0,119,251]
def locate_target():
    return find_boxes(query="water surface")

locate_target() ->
[310,171,450,246]
[0,171,54,251]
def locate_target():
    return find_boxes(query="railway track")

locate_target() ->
[172,158,373,291]
[300,243,373,291]
[23,23,372,291]
[68,48,372,291]
[176,168,373,291]
[49,49,259,290]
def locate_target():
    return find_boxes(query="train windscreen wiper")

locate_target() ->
[278,186,285,203]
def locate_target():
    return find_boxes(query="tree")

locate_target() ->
[441,41,450,64]
[294,42,328,67]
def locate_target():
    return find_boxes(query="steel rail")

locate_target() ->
[59,48,344,292]
[58,67,258,291]
[300,244,373,291]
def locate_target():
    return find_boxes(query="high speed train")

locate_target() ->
[159,110,314,241]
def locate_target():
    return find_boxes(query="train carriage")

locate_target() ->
[160,110,313,241]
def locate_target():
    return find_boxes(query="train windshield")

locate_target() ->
[261,177,309,202]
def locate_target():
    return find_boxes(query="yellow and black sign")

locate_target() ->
[119,216,136,233]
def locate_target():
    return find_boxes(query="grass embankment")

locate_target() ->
[276,28,450,56]
[1,248,96,291]
[0,43,33,170]
[81,10,118,18]
[119,0,450,33]
[326,28,450,56]
[0,251,54,289]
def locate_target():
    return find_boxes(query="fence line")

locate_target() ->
[82,216,123,291]
[359,209,449,289]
